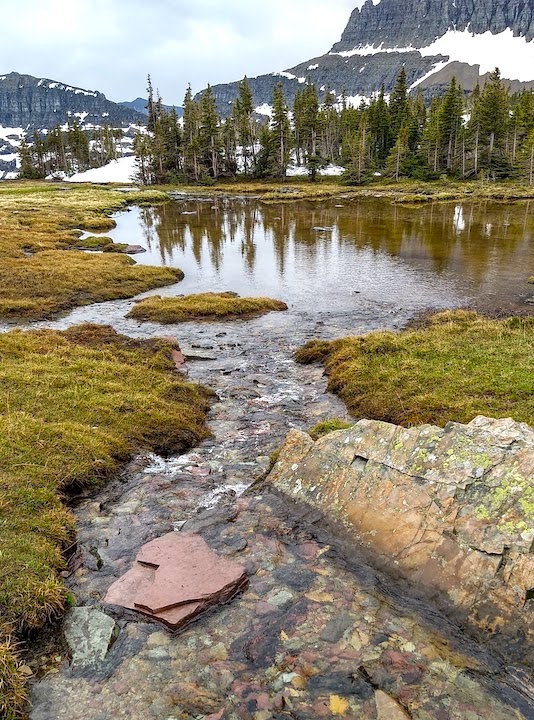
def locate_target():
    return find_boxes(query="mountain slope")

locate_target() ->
[206,0,534,113]
[0,72,145,129]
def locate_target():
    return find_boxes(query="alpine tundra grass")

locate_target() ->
[0,324,212,718]
[128,292,288,323]
[296,311,534,428]
[0,182,180,321]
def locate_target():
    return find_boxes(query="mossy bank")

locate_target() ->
[128,292,288,323]
[296,310,534,428]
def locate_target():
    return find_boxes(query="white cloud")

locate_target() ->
[0,0,360,103]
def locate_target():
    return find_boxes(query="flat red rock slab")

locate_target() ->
[104,533,247,631]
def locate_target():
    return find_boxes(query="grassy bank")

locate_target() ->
[0,325,212,718]
[163,178,534,203]
[296,311,534,428]
[0,182,180,321]
[128,292,288,323]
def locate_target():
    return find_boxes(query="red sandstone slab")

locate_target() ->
[104,532,248,631]
[134,533,247,614]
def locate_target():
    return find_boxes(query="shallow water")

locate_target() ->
[106,197,534,313]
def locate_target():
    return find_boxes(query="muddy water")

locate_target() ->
[26,198,534,719]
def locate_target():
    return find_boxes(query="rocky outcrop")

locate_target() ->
[334,0,534,51]
[268,416,534,648]
[0,72,144,129]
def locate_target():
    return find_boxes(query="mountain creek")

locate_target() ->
[9,196,533,719]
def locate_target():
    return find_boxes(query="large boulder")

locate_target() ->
[268,416,534,648]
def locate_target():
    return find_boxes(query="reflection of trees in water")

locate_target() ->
[140,199,534,289]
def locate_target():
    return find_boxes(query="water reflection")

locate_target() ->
[111,198,534,313]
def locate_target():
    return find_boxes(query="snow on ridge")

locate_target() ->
[331,28,534,82]
[409,61,449,90]
[420,28,534,81]
[307,64,319,71]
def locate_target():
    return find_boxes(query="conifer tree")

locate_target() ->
[199,84,222,179]
[390,67,409,139]
[271,83,291,180]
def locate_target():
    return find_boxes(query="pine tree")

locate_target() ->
[199,84,222,179]
[182,85,201,181]
[390,67,408,139]
[237,77,255,174]
[271,83,291,180]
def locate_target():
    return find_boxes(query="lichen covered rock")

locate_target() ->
[268,416,534,642]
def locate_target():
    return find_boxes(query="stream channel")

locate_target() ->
[14,196,534,719]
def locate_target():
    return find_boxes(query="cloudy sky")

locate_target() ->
[1,0,362,104]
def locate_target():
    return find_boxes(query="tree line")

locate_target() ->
[133,69,534,185]
[18,121,125,179]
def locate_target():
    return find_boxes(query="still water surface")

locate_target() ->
[109,197,534,314]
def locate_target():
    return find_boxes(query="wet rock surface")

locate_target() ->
[268,417,534,659]
[30,492,534,719]
[22,295,533,718]
[104,533,248,630]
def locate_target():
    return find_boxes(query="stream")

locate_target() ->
[16,197,534,719]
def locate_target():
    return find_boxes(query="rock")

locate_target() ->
[104,532,248,631]
[268,416,534,640]
[319,611,353,643]
[63,607,119,668]
[123,244,146,254]
[374,690,410,720]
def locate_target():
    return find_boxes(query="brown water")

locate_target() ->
[109,197,534,314]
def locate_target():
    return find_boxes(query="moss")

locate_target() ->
[128,292,288,323]
[0,182,177,321]
[0,324,212,715]
[77,235,113,249]
[296,311,534,428]
[307,419,353,441]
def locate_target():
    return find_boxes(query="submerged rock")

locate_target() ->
[268,416,534,648]
[63,607,118,668]
[104,532,248,630]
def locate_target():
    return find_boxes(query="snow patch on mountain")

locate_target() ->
[331,27,534,82]
[420,28,534,81]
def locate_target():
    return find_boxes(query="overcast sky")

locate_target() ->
[1,0,362,104]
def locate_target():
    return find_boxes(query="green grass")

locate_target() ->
[160,178,534,203]
[128,292,288,323]
[0,182,178,321]
[0,324,212,717]
[296,311,534,428]
[307,419,354,441]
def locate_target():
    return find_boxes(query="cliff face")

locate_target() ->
[205,0,534,114]
[0,73,144,129]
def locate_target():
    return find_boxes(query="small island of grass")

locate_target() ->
[127,292,289,323]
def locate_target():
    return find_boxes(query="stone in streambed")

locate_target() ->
[63,606,119,668]
[104,532,248,631]
[374,690,410,719]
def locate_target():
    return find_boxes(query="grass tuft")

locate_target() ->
[307,419,354,441]
[128,292,288,323]
[0,324,212,715]
[296,310,534,428]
